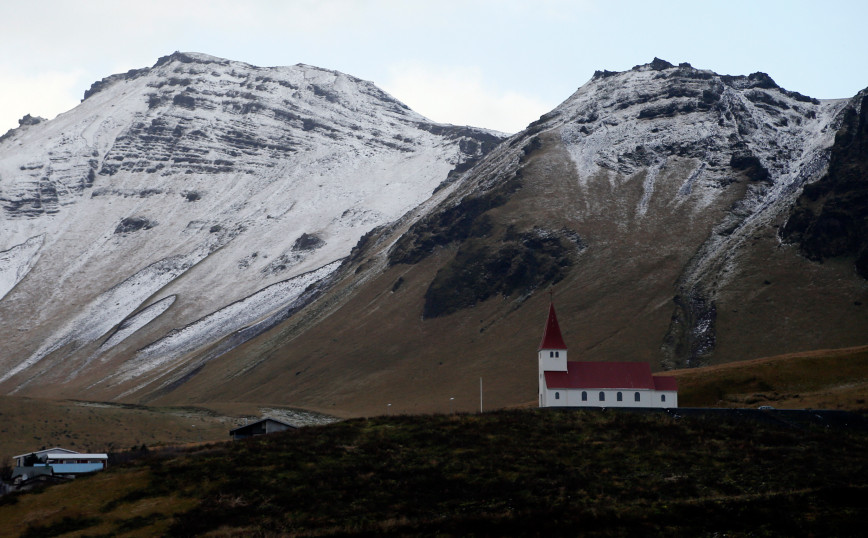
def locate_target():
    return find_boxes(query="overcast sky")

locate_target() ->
[2,0,867,134]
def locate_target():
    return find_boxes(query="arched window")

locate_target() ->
[634,392,640,402]
[549,351,554,357]
[661,394,667,402]
[617,392,623,402]
[555,392,560,400]
[581,391,587,401]
[555,351,559,357]
[599,392,605,401]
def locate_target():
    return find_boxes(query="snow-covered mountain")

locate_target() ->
[1,55,865,415]
[167,58,865,416]
[0,52,504,397]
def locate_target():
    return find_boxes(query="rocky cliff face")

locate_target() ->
[781,89,868,278]
[0,52,503,397]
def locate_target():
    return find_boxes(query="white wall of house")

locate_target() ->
[542,388,678,408]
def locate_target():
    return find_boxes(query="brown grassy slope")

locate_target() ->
[668,344,868,409]
[709,217,868,368]
[0,397,244,461]
[0,468,197,537]
[106,129,865,418]
[142,131,753,416]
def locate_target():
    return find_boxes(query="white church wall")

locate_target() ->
[542,388,677,408]
[538,350,567,372]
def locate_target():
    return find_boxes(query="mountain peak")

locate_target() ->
[153,51,232,67]
[645,57,676,71]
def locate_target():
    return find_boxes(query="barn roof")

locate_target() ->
[538,302,568,350]
[45,453,108,460]
[229,417,295,435]
[13,447,78,460]
[544,361,678,391]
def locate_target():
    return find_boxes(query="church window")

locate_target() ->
[581,391,587,401]
[555,351,559,357]
[599,392,605,401]
[555,392,560,400]
[661,394,667,402]
[634,392,640,402]
[549,351,554,357]
[617,392,623,401]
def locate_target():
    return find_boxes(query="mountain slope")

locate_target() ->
[150,59,867,416]
[0,52,504,398]
[2,56,865,416]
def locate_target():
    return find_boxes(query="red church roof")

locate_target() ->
[544,361,678,391]
[538,302,568,350]
[653,376,678,391]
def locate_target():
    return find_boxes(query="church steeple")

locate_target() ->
[538,302,568,350]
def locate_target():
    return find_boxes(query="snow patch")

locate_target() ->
[0,249,207,387]
[0,234,44,301]
[117,260,341,381]
[678,162,706,196]
[637,159,666,217]
[99,295,177,351]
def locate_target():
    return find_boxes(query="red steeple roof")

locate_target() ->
[538,302,568,350]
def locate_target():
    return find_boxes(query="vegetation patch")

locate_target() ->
[422,228,582,318]
[388,173,522,266]
[114,216,156,234]
[3,409,866,536]
[292,232,325,251]
[21,515,101,538]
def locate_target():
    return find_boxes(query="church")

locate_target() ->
[538,302,678,408]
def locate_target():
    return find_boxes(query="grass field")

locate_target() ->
[672,344,868,410]
[2,343,866,465]
[0,397,335,464]
[1,408,866,536]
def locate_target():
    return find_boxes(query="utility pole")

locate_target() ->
[479,377,483,413]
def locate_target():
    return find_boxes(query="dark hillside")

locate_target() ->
[782,89,868,277]
[2,409,866,536]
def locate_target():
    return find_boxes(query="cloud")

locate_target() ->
[0,70,83,134]
[381,64,553,134]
